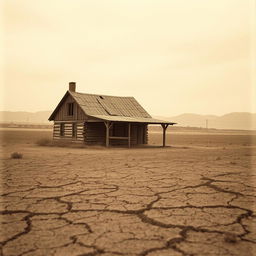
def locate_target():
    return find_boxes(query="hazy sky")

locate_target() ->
[1,0,256,116]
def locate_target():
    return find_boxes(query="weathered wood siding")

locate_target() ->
[138,124,148,144]
[53,121,84,142]
[84,122,148,146]
[110,123,128,146]
[54,94,87,121]
[144,124,148,144]
[53,122,60,139]
[109,123,148,146]
[84,122,105,145]
[53,121,148,146]
[76,123,85,142]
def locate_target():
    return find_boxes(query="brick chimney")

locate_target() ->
[69,82,76,92]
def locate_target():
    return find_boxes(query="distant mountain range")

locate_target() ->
[0,111,52,124]
[1,111,256,130]
[154,112,256,130]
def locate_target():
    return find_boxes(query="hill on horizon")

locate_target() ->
[154,112,256,130]
[1,111,256,130]
[0,111,51,124]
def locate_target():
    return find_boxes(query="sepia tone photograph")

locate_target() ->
[1,0,256,255]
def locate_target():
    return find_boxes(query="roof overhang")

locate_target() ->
[88,114,176,125]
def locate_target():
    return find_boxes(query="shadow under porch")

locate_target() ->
[84,121,170,147]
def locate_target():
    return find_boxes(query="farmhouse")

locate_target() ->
[49,82,176,147]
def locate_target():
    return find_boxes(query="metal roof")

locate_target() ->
[70,91,151,118]
[49,90,176,125]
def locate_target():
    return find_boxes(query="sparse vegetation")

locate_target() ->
[52,140,87,148]
[36,138,52,146]
[36,138,88,148]
[1,127,255,256]
[1,128,255,147]
[10,152,23,159]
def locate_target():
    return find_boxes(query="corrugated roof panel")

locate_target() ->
[69,91,152,118]
[97,98,120,116]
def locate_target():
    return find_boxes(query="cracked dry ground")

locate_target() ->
[1,142,256,255]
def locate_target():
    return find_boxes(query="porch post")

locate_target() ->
[104,122,110,147]
[161,124,169,147]
[128,123,131,148]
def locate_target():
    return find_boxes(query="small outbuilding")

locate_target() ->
[48,82,176,147]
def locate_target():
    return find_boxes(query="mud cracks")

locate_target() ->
[1,146,256,255]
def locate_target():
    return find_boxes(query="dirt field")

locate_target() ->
[1,128,256,256]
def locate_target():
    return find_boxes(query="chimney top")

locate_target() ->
[69,82,76,92]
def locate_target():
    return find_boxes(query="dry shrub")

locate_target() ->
[36,138,52,146]
[52,140,87,148]
[36,138,77,148]
[37,138,94,148]
[52,140,71,147]
[10,152,23,159]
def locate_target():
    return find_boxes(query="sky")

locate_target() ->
[1,0,256,116]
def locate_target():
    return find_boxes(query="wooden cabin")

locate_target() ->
[48,82,176,147]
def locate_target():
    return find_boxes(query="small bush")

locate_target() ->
[36,138,88,148]
[36,138,52,146]
[10,152,23,159]
[53,140,87,148]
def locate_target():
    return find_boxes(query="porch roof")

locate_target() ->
[89,114,176,125]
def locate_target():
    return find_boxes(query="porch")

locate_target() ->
[103,121,172,148]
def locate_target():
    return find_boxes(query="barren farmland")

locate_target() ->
[1,128,256,256]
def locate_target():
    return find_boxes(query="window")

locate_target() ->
[60,123,65,137]
[67,103,74,116]
[72,123,77,138]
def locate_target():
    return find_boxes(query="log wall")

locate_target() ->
[84,122,148,146]
[144,124,148,144]
[84,122,105,145]
[53,121,148,146]
[53,121,84,142]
